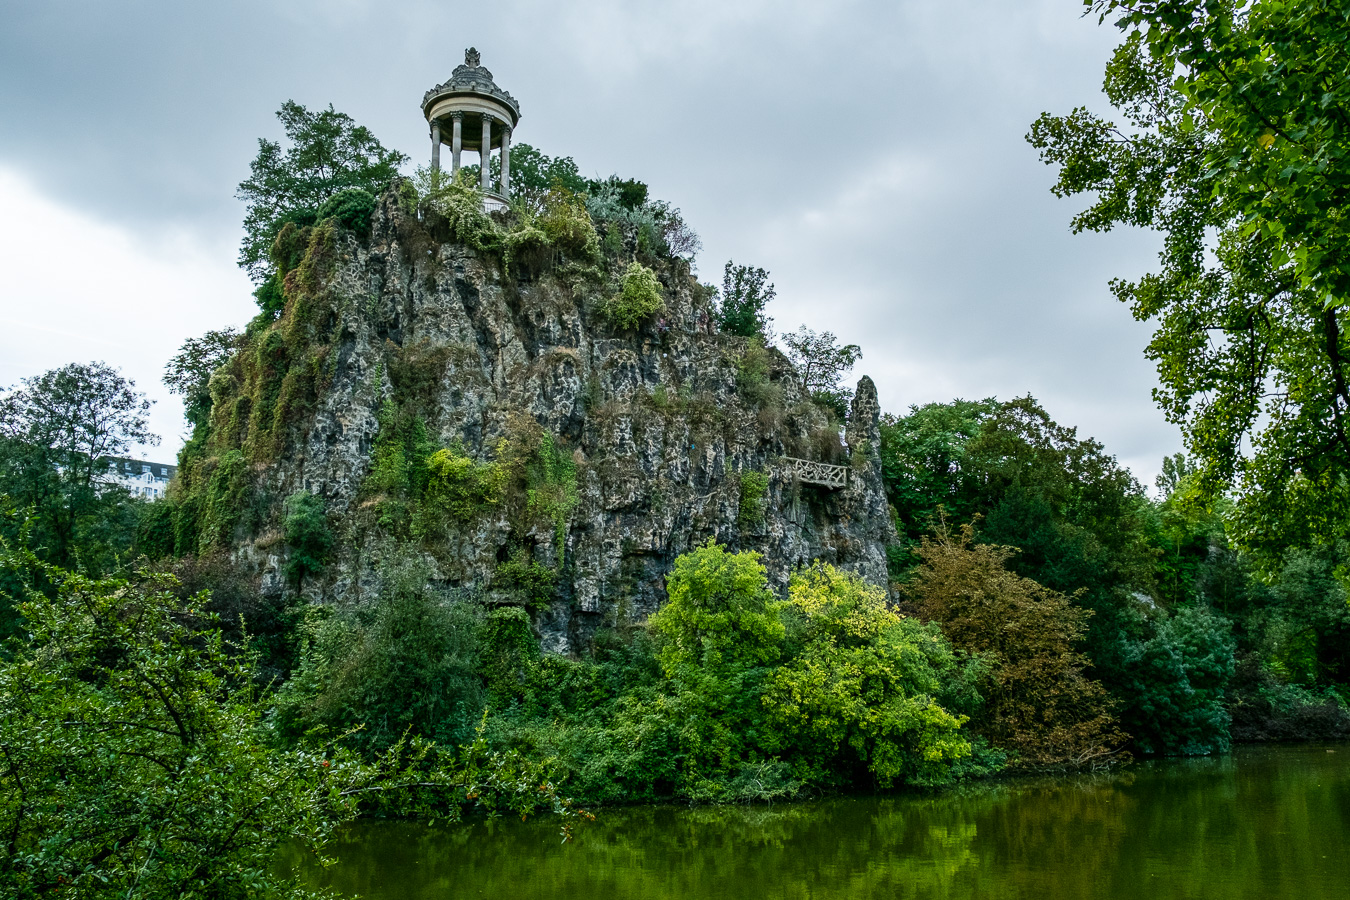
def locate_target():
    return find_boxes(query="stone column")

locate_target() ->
[430,120,441,174]
[480,114,493,192]
[450,112,463,174]
[500,125,512,198]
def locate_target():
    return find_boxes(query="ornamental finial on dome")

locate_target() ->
[465,47,481,67]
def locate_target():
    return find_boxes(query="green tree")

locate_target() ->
[0,362,155,570]
[878,396,1154,604]
[1117,605,1236,755]
[644,543,785,797]
[1029,1,1350,562]
[600,262,665,331]
[780,326,862,416]
[164,328,240,431]
[506,142,587,204]
[237,101,407,286]
[0,558,352,899]
[879,398,999,554]
[651,541,785,676]
[762,563,976,787]
[715,262,776,338]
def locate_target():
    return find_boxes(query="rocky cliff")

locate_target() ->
[177,182,897,653]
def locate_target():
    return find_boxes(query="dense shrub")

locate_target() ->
[1228,654,1350,741]
[418,447,506,525]
[493,547,559,608]
[735,338,782,408]
[0,549,585,899]
[414,166,500,252]
[536,187,600,260]
[762,564,980,787]
[737,470,769,529]
[316,186,377,236]
[1115,605,1236,756]
[283,490,332,586]
[585,182,700,262]
[271,552,486,754]
[599,262,665,331]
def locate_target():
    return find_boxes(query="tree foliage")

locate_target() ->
[906,524,1128,771]
[600,262,665,331]
[763,564,976,787]
[504,142,589,209]
[879,397,1250,756]
[272,552,486,755]
[0,548,585,899]
[164,328,240,430]
[0,362,155,570]
[282,491,332,587]
[1029,1,1350,562]
[237,101,407,285]
[638,543,988,796]
[716,262,776,338]
[780,326,862,415]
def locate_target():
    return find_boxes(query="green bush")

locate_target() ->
[735,338,782,408]
[283,491,332,586]
[762,564,978,787]
[524,432,578,555]
[584,181,699,262]
[271,552,486,754]
[414,165,500,252]
[417,446,505,526]
[537,188,600,260]
[316,186,377,235]
[197,450,250,549]
[737,470,770,530]
[0,549,585,899]
[599,262,665,331]
[494,547,558,608]
[480,605,541,701]
[1116,605,1236,756]
[133,497,177,559]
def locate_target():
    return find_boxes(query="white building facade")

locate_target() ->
[104,457,176,500]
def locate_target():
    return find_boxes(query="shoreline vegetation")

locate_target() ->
[6,3,1350,896]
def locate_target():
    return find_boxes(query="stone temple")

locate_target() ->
[423,48,520,210]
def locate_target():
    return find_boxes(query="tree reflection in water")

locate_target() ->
[282,745,1349,900]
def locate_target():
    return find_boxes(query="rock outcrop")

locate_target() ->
[190,185,898,653]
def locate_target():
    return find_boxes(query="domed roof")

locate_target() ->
[421,48,520,123]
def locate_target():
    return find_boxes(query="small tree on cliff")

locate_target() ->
[780,326,862,418]
[164,328,240,431]
[716,261,775,339]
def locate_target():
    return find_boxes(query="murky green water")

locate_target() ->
[286,744,1350,899]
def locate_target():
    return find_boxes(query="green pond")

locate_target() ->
[285,744,1350,899]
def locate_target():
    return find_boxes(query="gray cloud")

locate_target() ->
[0,0,1180,483]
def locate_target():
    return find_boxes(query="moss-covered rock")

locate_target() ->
[173,181,897,653]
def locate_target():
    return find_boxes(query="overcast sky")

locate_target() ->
[0,0,1178,487]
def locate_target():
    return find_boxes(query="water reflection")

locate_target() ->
[285,745,1350,899]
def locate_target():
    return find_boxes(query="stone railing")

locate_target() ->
[781,456,848,489]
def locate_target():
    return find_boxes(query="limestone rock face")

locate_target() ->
[243,187,898,653]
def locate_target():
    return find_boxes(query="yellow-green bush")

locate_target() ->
[537,188,600,260]
[416,446,507,528]
[600,262,664,330]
